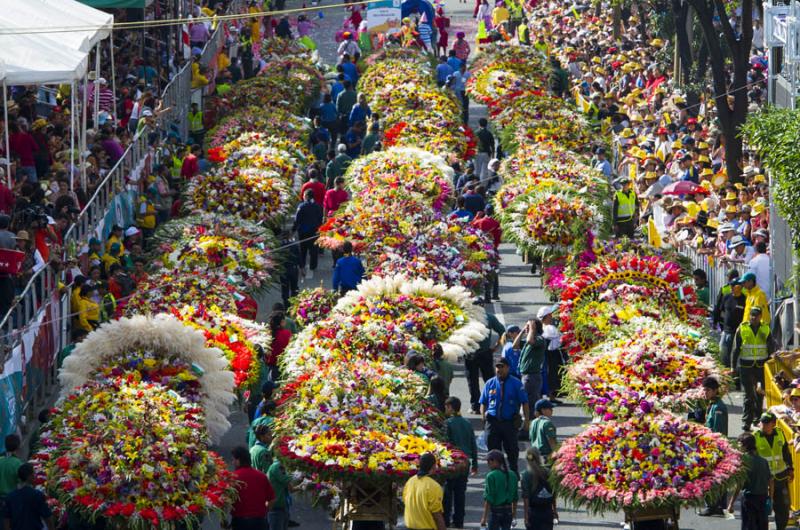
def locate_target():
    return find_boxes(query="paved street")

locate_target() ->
[204,1,751,528]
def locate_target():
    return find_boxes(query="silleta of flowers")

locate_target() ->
[551,413,744,513]
[59,314,235,442]
[32,378,236,530]
[566,323,729,420]
[289,287,341,329]
[332,275,489,359]
[122,272,240,319]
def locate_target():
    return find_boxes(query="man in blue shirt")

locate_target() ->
[480,357,530,473]
[340,54,359,85]
[332,241,365,294]
[451,64,471,124]
[436,55,454,87]
[330,73,346,103]
[462,186,486,217]
[318,93,339,142]
[2,463,54,530]
[447,50,462,72]
[451,196,474,221]
[348,94,372,127]
[594,147,612,178]
[343,121,365,158]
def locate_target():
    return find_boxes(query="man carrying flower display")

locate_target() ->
[754,413,793,530]
[479,357,530,473]
[697,377,728,517]
[444,396,478,529]
[733,307,773,432]
[402,453,447,530]
[292,190,324,280]
[229,446,275,530]
[466,308,505,414]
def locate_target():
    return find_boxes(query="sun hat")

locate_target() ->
[14,230,29,241]
[729,235,746,248]
[536,305,557,319]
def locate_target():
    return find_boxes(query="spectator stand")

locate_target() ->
[0,0,243,450]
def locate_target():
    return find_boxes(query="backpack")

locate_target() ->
[528,476,553,507]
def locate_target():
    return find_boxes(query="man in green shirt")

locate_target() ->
[728,432,772,528]
[433,344,454,395]
[272,302,298,333]
[0,435,22,500]
[466,308,505,414]
[335,81,357,135]
[443,397,477,528]
[249,424,273,474]
[325,145,353,189]
[697,376,728,517]
[694,269,710,307]
[529,399,557,463]
[515,319,547,407]
[267,459,293,530]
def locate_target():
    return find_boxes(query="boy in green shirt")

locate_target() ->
[481,449,519,529]
[443,397,478,528]
[267,459,294,530]
[0,434,22,499]
[249,423,273,474]
[529,399,557,464]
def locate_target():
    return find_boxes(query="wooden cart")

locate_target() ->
[332,481,399,530]
[623,505,680,530]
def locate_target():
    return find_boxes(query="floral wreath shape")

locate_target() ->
[565,324,730,421]
[551,413,744,514]
[32,378,237,529]
[559,254,696,355]
[279,317,432,379]
[60,314,236,442]
[500,186,603,258]
[332,274,489,360]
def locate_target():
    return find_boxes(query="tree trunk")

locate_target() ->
[613,2,622,40]
[687,0,753,183]
[672,0,693,86]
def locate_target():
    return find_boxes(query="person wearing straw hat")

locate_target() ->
[724,234,755,264]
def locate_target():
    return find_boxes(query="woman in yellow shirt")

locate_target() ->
[76,284,100,333]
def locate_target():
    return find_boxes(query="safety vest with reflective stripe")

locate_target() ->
[615,190,636,220]
[188,111,204,132]
[755,429,787,476]
[739,322,770,361]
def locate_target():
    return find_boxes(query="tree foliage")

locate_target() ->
[742,106,800,249]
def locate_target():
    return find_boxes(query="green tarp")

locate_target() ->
[78,0,145,7]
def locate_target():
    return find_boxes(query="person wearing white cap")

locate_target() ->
[714,222,736,258]
[723,234,754,264]
[537,305,564,404]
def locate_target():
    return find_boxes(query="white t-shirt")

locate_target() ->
[748,253,771,298]
[542,324,561,351]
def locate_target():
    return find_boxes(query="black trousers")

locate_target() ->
[615,218,635,238]
[298,234,319,271]
[465,349,494,409]
[740,362,765,429]
[280,267,299,307]
[444,474,468,527]
[545,349,564,398]
[484,270,499,303]
[231,517,268,530]
[486,416,520,474]
[741,494,768,530]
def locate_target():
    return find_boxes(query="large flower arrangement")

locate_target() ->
[59,314,235,442]
[122,272,239,319]
[171,304,270,390]
[370,83,462,124]
[288,287,340,328]
[566,324,729,420]
[153,230,277,292]
[551,413,744,513]
[357,59,432,98]
[208,107,311,149]
[346,147,454,209]
[501,188,601,257]
[258,57,327,109]
[185,167,295,226]
[280,317,431,378]
[333,275,488,359]
[382,117,475,161]
[275,360,435,435]
[32,378,236,529]
[558,254,701,355]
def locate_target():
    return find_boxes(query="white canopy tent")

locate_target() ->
[0,0,114,189]
[0,0,113,54]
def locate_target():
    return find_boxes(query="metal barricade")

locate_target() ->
[159,65,192,142]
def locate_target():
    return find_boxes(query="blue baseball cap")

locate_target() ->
[535,399,555,412]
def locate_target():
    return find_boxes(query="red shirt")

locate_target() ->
[301,181,326,206]
[323,188,349,216]
[9,132,38,167]
[0,184,15,215]
[181,154,199,180]
[268,328,292,365]
[471,215,502,249]
[108,277,123,299]
[232,467,275,519]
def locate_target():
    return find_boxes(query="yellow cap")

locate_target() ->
[724,192,737,201]
[725,205,738,213]
[754,174,766,183]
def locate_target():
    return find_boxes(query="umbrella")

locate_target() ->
[661,181,709,196]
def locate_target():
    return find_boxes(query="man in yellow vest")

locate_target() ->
[612,177,638,238]
[188,102,204,148]
[755,411,793,530]
[742,271,770,326]
[733,306,772,432]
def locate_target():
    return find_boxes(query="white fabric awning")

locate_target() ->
[0,0,113,53]
[0,32,88,85]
